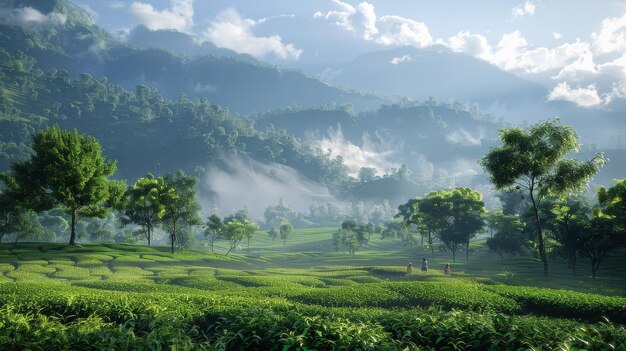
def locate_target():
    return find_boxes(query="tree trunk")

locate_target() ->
[529,189,548,277]
[429,230,434,255]
[69,209,77,246]
[466,241,470,261]
[452,244,456,262]
[591,262,597,279]
[147,224,152,246]
[170,222,176,254]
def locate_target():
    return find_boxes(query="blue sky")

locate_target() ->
[73,0,626,109]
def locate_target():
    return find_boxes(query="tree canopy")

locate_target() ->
[480,119,605,276]
[1,126,119,245]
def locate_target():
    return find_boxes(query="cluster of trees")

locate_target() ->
[481,119,609,277]
[0,126,206,253]
[394,188,486,262]
[333,220,380,255]
[384,120,625,278]
[204,214,259,255]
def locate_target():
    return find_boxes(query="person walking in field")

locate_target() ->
[444,263,451,276]
[421,258,428,272]
[407,262,414,275]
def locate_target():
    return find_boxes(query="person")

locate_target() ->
[407,262,414,275]
[421,258,428,272]
[444,263,451,276]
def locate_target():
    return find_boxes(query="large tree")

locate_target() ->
[0,127,121,246]
[162,170,201,254]
[546,198,589,276]
[433,188,486,262]
[480,119,605,276]
[119,173,172,246]
[486,212,526,259]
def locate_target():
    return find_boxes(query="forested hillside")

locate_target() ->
[0,48,349,188]
[0,0,386,113]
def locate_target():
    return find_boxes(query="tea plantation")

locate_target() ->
[0,230,625,350]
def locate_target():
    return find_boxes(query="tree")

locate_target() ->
[435,188,486,262]
[480,119,606,276]
[597,178,626,242]
[204,214,224,252]
[579,216,617,279]
[578,179,626,278]
[162,170,201,254]
[279,223,293,246]
[118,173,172,246]
[382,218,419,247]
[413,194,450,255]
[222,219,259,255]
[333,220,369,254]
[486,213,526,259]
[546,198,589,276]
[0,127,121,246]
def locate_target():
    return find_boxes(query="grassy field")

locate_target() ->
[0,227,625,349]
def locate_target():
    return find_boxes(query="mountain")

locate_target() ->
[329,46,547,107]
[125,25,243,59]
[0,1,388,114]
[103,49,386,113]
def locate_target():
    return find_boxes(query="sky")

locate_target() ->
[73,0,626,109]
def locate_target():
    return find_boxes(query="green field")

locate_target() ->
[0,227,625,350]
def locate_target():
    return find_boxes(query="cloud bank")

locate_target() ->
[315,0,432,48]
[201,8,302,60]
[130,0,194,32]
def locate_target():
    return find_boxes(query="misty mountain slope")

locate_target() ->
[256,102,501,182]
[103,49,386,113]
[0,0,389,114]
[125,25,245,60]
[0,0,129,75]
[330,46,547,106]
[0,48,353,193]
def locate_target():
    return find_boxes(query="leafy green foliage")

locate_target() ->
[0,243,625,349]
[481,119,606,276]
[162,170,201,254]
[486,211,527,258]
[1,126,118,245]
[118,173,171,246]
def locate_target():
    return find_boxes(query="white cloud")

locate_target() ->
[130,0,194,32]
[598,53,626,78]
[357,2,377,40]
[313,0,355,32]
[315,1,432,48]
[5,7,67,25]
[552,51,598,82]
[375,14,432,47]
[110,1,126,9]
[606,79,626,104]
[552,32,563,40]
[592,12,626,54]
[389,55,413,65]
[548,82,603,107]
[511,1,536,20]
[490,32,593,74]
[446,31,493,60]
[446,128,485,146]
[317,126,399,176]
[201,8,302,60]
